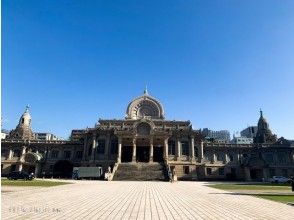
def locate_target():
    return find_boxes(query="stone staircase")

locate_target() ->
[113,163,168,181]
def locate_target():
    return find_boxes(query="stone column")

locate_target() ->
[176,139,181,161]
[8,148,13,159]
[263,168,268,181]
[273,150,278,165]
[18,164,23,171]
[198,141,204,163]
[224,153,228,164]
[21,146,26,156]
[90,134,97,161]
[132,137,136,162]
[245,167,251,181]
[117,137,122,163]
[212,153,216,163]
[35,163,41,177]
[82,136,88,161]
[164,138,169,160]
[149,137,153,163]
[190,136,195,162]
[105,134,110,156]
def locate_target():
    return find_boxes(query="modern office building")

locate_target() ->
[202,128,231,143]
[35,133,61,141]
[241,126,258,138]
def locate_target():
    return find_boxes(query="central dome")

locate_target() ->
[126,89,164,120]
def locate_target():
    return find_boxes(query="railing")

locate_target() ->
[105,163,119,181]
[164,159,172,182]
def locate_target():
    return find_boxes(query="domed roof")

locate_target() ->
[126,89,165,120]
[19,106,32,124]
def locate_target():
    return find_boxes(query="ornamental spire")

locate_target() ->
[144,85,148,95]
[25,105,30,113]
[260,108,263,117]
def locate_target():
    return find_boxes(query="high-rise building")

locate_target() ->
[240,126,257,138]
[35,133,61,141]
[202,128,230,142]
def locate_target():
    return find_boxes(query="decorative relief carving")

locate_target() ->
[126,93,164,119]
[132,100,159,119]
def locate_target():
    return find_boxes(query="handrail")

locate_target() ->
[164,159,172,182]
[105,163,119,181]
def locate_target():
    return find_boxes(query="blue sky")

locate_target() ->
[2,1,294,139]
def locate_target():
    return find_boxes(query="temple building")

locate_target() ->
[1,90,294,181]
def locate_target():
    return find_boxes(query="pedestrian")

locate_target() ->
[291,176,294,192]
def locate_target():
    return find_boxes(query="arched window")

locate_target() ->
[137,123,151,135]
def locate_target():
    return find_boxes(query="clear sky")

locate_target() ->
[2,1,294,139]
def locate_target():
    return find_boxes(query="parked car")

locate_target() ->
[7,171,35,180]
[269,176,291,183]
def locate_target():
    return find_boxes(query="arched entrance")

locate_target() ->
[136,146,149,162]
[21,152,42,176]
[121,146,133,162]
[53,160,73,178]
[153,147,163,162]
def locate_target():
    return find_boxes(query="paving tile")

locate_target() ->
[2,181,294,220]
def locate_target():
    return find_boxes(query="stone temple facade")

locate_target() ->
[2,90,294,181]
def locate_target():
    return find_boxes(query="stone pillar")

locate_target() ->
[70,148,74,160]
[132,137,136,162]
[8,148,13,159]
[273,150,278,165]
[224,153,228,164]
[198,141,204,163]
[190,136,195,162]
[263,168,268,181]
[105,134,110,156]
[164,138,169,160]
[176,139,181,161]
[117,137,122,163]
[35,163,41,177]
[90,134,97,161]
[21,146,26,156]
[245,167,251,181]
[82,136,87,161]
[18,164,23,171]
[212,153,216,163]
[149,137,153,162]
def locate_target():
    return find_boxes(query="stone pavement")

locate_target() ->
[2,181,293,220]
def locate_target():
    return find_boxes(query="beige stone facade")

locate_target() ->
[2,92,294,181]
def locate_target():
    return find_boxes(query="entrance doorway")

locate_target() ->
[121,146,133,162]
[153,147,163,162]
[23,165,36,174]
[53,160,73,178]
[250,169,263,181]
[136,146,149,162]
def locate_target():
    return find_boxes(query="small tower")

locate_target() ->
[254,109,276,144]
[9,106,35,140]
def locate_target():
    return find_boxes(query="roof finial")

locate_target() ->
[144,85,148,95]
[260,108,263,117]
[25,105,30,112]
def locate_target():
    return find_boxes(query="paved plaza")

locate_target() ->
[2,181,294,220]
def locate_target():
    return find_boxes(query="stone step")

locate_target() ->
[113,163,168,181]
